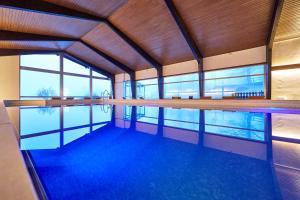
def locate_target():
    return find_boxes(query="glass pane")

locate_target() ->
[63,58,90,75]
[92,79,112,97]
[64,75,90,97]
[136,78,159,99]
[164,81,199,99]
[20,54,60,71]
[20,107,60,135]
[164,73,199,83]
[64,106,90,128]
[204,75,264,97]
[20,69,60,98]
[92,70,107,78]
[123,81,132,99]
[205,65,264,79]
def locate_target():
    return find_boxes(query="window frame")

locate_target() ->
[203,63,266,98]
[20,54,112,99]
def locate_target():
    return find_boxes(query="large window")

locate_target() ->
[136,78,159,99]
[20,70,60,99]
[204,65,265,98]
[20,54,112,99]
[164,73,199,99]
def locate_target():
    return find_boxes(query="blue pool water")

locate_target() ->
[17,105,300,200]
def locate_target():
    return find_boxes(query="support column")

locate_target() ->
[60,53,64,98]
[157,68,164,99]
[130,73,136,99]
[265,113,273,161]
[198,59,204,98]
[266,48,272,99]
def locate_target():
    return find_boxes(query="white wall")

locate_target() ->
[0,56,20,100]
[203,46,266,71]
[0,56,20,131]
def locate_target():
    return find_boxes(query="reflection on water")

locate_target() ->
[17,104,300,200]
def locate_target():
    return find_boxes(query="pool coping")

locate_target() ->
[0,100,38,200]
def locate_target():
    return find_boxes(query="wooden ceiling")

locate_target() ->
[82,23,150,71]
[274,0,300,42]
[44,0,127,18]
[66,42,123,74]
[0,0,277,74]
[0,7,98,38]
[172,0,274,57]
[109,0,195,66]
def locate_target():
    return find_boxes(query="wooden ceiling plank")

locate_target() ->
[0,0,104,22]
[0,48,62,56]
[267,0,285,48]
[106,20,162,69]
[80,40,134,75]
[0,30,77,41]
[164,0,202,62]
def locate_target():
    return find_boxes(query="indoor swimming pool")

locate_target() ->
[13,105,300,200]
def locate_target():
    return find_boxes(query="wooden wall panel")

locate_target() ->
[109,0,194,66]
[0,41,73,50]
[173,0,274,57]
[274,0,300,42]
[272,38,300,66]
[45,0,127,18]
[82,24,150,71]
[272,68,300,100]
[0,8,98,38]
[66,42,123,74]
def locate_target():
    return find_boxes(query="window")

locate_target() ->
[20,54,60,71]
[136,78,159,99]
[20,70,60,99]
[92,79,112,97]
[164,73,199,99]
[204,65,265,98]
[64,75,90,97]
[20,54,112,100]
[63,58,90,75]
[123,81,132,99]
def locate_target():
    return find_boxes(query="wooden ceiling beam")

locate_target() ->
[0,0,104,22]
[164,0,203,62]
[0,30,77,41]
[80,40,134,75]
[0,48,62,56]
[64,52,113,78]
[267,0,284,48]
[105,20,162,70]
[0,1,160,72]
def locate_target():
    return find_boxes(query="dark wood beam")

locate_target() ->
[0,48,62,56]
[63,52,113,78]
[164,0,203,61]
[267,0,284,48]
[266,0,284,99]
[0,0,104,22]
[0,30,77,41]
[165,0,204,98]
[80,40,134,75]
[105,20,162,70]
